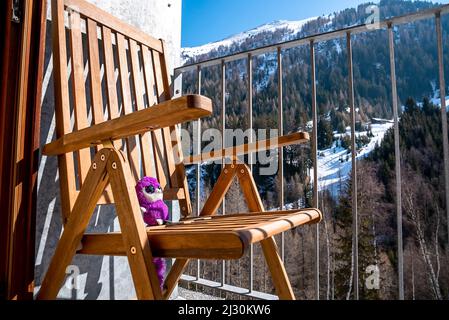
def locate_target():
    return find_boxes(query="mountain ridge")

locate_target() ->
[181,16,320,63]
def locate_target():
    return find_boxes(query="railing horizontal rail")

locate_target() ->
[175,4,449,73]
[180,275,278,300]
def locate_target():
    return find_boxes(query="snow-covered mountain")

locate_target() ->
[181,17,318,64]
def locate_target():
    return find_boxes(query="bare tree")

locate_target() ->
[434,206,441,283]
[320,187,332,300]
[402,171,442,300]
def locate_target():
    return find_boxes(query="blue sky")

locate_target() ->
[181,0,378,47]
[181,0,447,47]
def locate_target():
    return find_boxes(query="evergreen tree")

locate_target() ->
[334,175,380,300]
[318,117,334,150]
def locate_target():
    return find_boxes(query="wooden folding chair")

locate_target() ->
[37,0,322,300]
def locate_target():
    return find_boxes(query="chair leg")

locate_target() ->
[236,164,295,299]
[37,149,111,300]
[261,237,295,300]
[163,259,190,300]
[200,164,238,216]
[237,164,265,212]
[107,150,162,300]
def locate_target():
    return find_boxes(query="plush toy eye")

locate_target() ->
[145,185,155,193]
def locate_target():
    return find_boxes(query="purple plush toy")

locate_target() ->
[135,177,169,288]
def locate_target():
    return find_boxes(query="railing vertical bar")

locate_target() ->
[248,53,254,293]
[196,65,202,281]
[221,59,226,287]
[310,39,320,300]
[346,32,359,300]
[436,12,449,250]
[388,23,404,301]
[277,47,285,262]
[248,54,254,169]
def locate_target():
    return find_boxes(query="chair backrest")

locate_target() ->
[51,0,192,222]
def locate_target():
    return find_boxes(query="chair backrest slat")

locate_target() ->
[151,131,168,190]
[86,19,104,127]
[141,46,157,106]
[116,33,140,181]
[65,0,164,53]
[101,27,119,119]
[69,10,91,185]
[129,40,145,110]
[153,43,192,216]
[129,40,155,179]
[101,25,122,153]
[52,0,77,221]
[152,49,170,102]
[152,50,177,189]
[51,0,193,220]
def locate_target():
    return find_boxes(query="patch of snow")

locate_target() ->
[334,40,342,54]
[430,82,449,109]
[431,96,449,110]
[310,120,393,197]
[372,118,394,123]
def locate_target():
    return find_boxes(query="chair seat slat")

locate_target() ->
[79,209,322,259]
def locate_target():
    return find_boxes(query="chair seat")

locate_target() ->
[80,209,321,259]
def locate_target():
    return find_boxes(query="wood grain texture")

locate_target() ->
[184,132,309,165]
[64,0,163,52]
[51,0,77,221]
[172,125,192,217]
[129,40,145,110]
[107,149,162,300]
[43,95,212,156]
[200,164,238,216]
[237,164,264,212]
[86,19,104,126]
[236,162,296,300]
[116,33,139,181]
[101,27,119,119]
[260,237,295,300]
[141,45,156,106]
[69,10,91,185]
[151,129,168,189]
[78,209,322,259]
[101,26,123,151]
[152,45,171,102]
[163,259,189,299]
[37,149,111,299]
[151,45,172,191]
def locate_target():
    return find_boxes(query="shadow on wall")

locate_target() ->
[34,20,135,300]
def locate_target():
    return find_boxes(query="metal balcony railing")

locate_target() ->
[174,4,449,300]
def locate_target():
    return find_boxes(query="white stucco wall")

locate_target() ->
[36,0,182,300]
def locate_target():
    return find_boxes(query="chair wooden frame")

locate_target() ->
[37,0,322,300]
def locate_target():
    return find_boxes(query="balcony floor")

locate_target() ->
[175,287,224,300]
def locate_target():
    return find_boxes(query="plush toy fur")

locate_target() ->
[135,177,169,289]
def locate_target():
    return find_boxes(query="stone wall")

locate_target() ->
[35,0,182,300]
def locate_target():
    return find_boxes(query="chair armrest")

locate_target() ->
[183,132,309,165]
[43,95,212,156]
